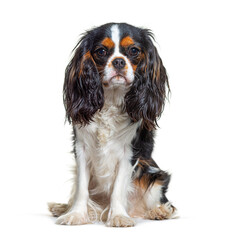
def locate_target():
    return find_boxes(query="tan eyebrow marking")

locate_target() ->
[120,36,134,47]
[101,37,115,49]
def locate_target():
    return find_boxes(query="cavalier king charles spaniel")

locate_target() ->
[48,23,176,227]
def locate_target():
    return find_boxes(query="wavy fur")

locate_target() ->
[125,31,169,130]
[50,23,176,227]
[63,36,104,125]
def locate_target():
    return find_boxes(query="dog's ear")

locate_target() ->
[125,36,169,130]
[63,36,104,125]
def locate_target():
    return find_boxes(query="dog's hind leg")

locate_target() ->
[131,158,177,220]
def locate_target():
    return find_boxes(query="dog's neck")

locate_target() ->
[103,85,130,108]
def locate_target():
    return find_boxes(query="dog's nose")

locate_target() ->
[112,58,126,69]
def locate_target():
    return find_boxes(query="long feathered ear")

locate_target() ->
[63,37,104,125]
[125,38,169,130]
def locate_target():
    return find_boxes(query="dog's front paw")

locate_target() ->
[106,215,135,227]
[55,211,89,225]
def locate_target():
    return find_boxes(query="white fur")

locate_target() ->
[148,166,160,174]
[52,24,176,226]
[107,146,134,218]
[144,184,162,209]
[71,141,89,210]
[75,86,139,194]
[59,26,139,224]
[55,141,90,224]
[103,24,134,85]
[111,24,120,53]
[60,84,139,224]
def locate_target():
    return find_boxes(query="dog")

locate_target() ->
[48,22,176,227]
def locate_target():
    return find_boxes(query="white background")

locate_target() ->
[0,0,235,239]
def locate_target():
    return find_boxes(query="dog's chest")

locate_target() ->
[76,104,138,193]
[89,105,134,158]
[95,106,129,144]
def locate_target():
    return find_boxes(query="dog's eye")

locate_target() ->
[96,48,107,57]
[129,47,140,57]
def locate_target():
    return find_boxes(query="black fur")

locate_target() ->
[64,23,169,128]
[131,126,171,202]
[131,126,155,162]
[63,45,104,125]
[63,24,115,125]
[64,23,171,194]
[125,29,169,130]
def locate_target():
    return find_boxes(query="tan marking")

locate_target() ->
[120,36,134,47]
[134,175,149,189]
[138,158,151,167]
[101,37,115,49]
[103,82,109,87]
[131,63,137,71]
[134,175,163,190]
[133,158,166,190]
[108,61,112,68]
[83,51,92,59]
[131,52,145,72]
[78,51,95,77]
[141,51,148,73]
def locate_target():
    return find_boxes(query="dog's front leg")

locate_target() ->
[56,141,90,225]
[106,147,135,227]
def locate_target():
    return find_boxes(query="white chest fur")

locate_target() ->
[74,102,139,195]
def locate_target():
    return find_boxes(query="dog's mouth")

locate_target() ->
[110,74,127,82]
[103,74,129,87]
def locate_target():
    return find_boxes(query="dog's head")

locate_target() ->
[64,23,169,130]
